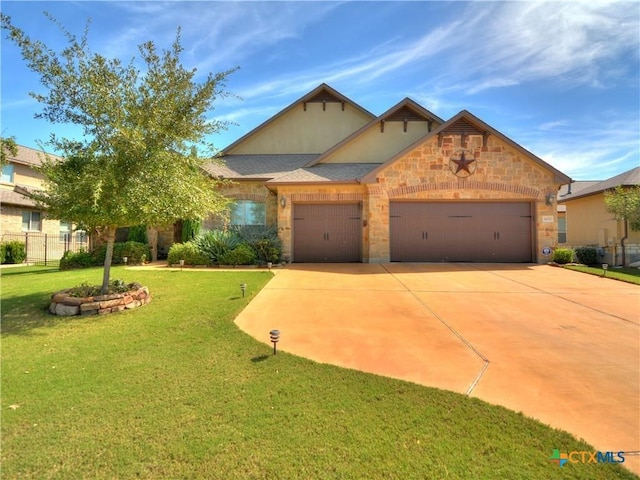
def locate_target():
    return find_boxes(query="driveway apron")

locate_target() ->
[234,263,640,475]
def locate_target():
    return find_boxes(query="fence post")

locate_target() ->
[44,233,48,266]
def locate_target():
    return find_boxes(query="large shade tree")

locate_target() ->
[2,13,235,292]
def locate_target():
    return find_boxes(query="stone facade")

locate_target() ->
[365,133,560,263]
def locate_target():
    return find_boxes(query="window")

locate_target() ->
[558,215,567,244]
[230,200,266,226]
[60,221,72,242]
[1,164,14,183]
[22,211,42,231]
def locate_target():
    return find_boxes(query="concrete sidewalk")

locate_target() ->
[235,263,640,475]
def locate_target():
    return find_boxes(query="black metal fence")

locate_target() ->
[1,232,89,266]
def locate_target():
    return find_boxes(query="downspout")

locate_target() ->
[620,219,628,267]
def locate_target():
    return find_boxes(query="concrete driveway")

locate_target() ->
[235,263,640,474]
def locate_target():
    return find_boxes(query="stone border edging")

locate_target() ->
[49,284,151,316]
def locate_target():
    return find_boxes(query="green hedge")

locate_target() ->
[167,242,210,266]
[552,248,574,265]
[574,246,598,266]
[59,241,150,270]
[1,241,27,264]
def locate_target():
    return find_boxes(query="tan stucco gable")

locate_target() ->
[223,84,375,155]
[307,98,444,166]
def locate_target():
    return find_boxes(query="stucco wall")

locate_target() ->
[562,193,640,266]
[226,103,371,155]
[320,121,432,164]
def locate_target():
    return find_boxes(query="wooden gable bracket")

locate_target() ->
[483,131,490,147]
[427,120,433,132]
[341,100,345,111]
[438,133,443,147]
[303,101,307,112]
[323,100,326,111]
[403,118,408,133]
[380,119,385,133]
[461,132,468,148]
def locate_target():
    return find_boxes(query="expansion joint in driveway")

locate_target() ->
[381,265,490,396]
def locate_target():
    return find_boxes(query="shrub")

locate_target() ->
[574,246,598,266]
[0,243,5,264]
[552,248,574,264]
[195,230,241,264]
[91,241,151,265]
[1,241,27,264]
[60,249,95,270]
[167,242,210,266]
[181,219,201,243]
[218,244,256,266]
[232,225,282,264]
[127,225,148,244]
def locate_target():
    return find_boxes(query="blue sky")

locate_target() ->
[1,1,638,181]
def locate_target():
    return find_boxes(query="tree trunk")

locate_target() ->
[101,226,116,294]
[147,226,158,262]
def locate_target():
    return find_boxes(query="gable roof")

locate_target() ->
[361,110,572,184]
[6,144,62,167]
[558,166,640,203]
[267,163,378,185]
[203,154,317,180]
[221,84,375,155]
[304,97,444,167]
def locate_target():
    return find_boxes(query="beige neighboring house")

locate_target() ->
[0,144,87,263]
[558,167,640,266]
[203,83,571,264]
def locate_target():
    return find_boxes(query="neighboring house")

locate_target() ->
[558,167,640,266]
[203,83,571,264]
[0,144,87,263]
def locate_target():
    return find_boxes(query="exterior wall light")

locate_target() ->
[270,329,280,355]
[280,196,286,208]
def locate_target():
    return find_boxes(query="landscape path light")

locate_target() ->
[270,329,280,355]
[602,263,608,277]
[240,283,247,297]
[179,259,184,272]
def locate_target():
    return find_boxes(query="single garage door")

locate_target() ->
[293,204,362,263]
[390,202,532,262]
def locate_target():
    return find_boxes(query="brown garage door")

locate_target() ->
[390,202,532,262]
[293,204,362,262]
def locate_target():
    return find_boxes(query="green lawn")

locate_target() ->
[563,265,640,285]
[1,266,637,479]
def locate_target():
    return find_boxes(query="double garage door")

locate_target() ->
[390,202,533,263]
[293,204,362,262]
[292,202,533,263]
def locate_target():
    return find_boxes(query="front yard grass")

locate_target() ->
[563,265,640,285]
[2,266,637,479]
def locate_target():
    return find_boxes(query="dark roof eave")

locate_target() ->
[266,179,361,186]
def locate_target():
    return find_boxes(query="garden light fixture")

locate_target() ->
[270,329,280,355]
[240,283,247,297]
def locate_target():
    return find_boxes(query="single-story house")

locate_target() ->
[558,166,640,266]
[203,83,571,264]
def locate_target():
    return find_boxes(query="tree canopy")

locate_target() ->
[604,185,640,232]
[1,12,236,292]
[0,136,18,166]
